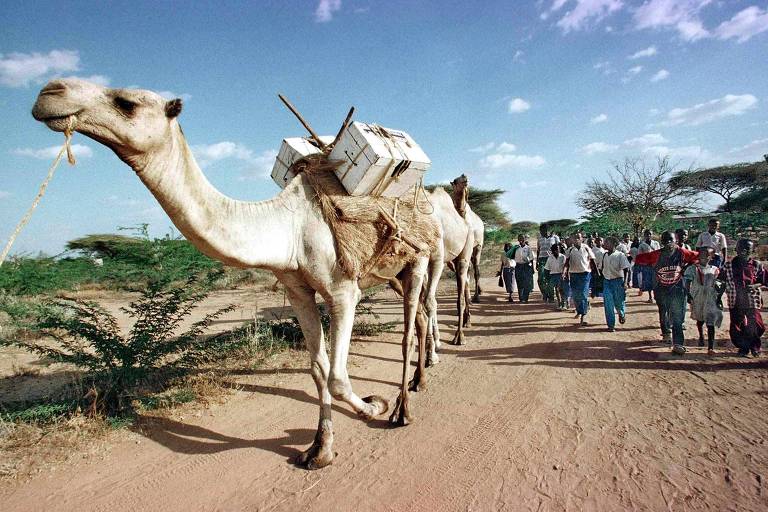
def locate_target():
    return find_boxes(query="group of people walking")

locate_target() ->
[499,219,767,357]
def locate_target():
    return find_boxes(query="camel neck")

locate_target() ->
[134,125,297,270]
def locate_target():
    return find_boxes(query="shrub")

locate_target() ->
[0,276,238,414]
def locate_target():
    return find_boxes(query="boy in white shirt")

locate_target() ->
[513,234,535,303]
[545,243,567,310]
[591,236,607,298]
[564,233,596,325]
[637,229,660,303]
[601,237,632,332]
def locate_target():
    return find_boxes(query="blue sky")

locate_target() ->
[2,0,767,255]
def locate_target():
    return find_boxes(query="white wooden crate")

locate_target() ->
[271,136,334,189]
[328,122,431,198]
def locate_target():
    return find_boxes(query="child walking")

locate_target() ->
[545,243,567,310]
[601,237,631,332]
[684,248,723,355]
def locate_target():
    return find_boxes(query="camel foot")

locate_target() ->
[426,352,440,367]
[408,371,427,392]
[451,333,465,346]
[294,443,334,470]
[471,295,480,304]
[359,395,389,421]
[434,339,442,350]
[388,394,412,426]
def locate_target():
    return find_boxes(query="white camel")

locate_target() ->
[31,78,443,469]
[451,175,485,306]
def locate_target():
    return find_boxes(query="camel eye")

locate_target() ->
[114,97,136,114]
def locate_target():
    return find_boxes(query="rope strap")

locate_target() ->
[0,116,77,267]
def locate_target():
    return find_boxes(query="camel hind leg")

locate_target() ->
[451,257,469,345]
[471,244,483,303]
[390,256,427,426]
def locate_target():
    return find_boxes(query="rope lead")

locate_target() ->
[0,115,77,267]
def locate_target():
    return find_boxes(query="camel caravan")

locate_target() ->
[30,78,484,469]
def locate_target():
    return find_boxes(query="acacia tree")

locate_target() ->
[578,157,695,235]
[669,162,764,212]
[426,183,509,227]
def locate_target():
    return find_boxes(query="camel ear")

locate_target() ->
[165,98,183,118]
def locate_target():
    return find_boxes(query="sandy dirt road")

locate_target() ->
[2,277,768,511]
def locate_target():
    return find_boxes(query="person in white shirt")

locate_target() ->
[564,233,596,325]
[617,233,632,287]
[513,234,535,303]
[591,236,607,298]
[544,243,567,310]
[499,242,517,302]
[537,224,560,304]
[695,218,728,268]
[637,229,660,303]
[601,237,632,332]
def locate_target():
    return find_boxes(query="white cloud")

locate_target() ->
[13,144,93,160]
[242,149,279,180]
[590,113,608,124]
[519,180,550,189]
[660,94,758,127]
[715,6,768,43]
[468,142,496,153]
[508,98,531,113]
[593,60,614,75]
[628,46,657,59]
[315,0,341,23]
[650,69,670,82]
[0,191,10,199]
[623,133,668,148]
[513,50,525,62]
[480,153,546,169]
[497,142,518,153]
[68,74,110,86]
[621,65,643,83]
[0,49,80,87]
[555,0,624,33]
[157,90,193,101]
[728,138,768,160]
[648,108,661,116]
[191,142,278,179]
[632,0,711,41]
[192,141,254,164]
[641,144,712,164]
[580,141,618,155]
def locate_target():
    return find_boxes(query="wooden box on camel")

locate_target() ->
[271,136,334,188]
[328,122,431,198]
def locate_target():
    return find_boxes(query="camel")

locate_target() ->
[31,78,444,469]
[448,175,485,334]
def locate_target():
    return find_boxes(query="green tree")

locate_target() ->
[426,183,509,227]
[578,157,694,235]
[669,161,765,212]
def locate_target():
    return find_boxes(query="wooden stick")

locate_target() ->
[278,94,326,150]
[330,106,355,150]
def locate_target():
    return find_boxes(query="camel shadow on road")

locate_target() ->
[134,415,314,460]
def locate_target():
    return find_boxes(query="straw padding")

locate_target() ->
[293,156,440,279]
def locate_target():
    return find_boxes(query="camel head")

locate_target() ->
[451,174,468,192]
[32,78,183,167]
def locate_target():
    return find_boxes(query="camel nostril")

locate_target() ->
[40,82,68,96]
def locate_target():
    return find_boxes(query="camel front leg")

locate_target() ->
[390,258,427,426]
[282,281,334,469]
[451,257,469,345]
[326,285,389,421]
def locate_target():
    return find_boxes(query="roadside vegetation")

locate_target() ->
[0,227,393,481]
